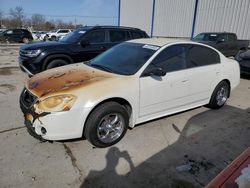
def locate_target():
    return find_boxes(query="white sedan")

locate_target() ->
[20,38,240,147]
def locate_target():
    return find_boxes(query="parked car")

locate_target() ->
[37,31,48,41]
[235,49,250,75]
[19,38,240,147]
[0,29,33,43]
[192,32,250,57]
[32,31,40,40]
[0,29,7,33]
[45,29,72,41]
[19,26,149,76]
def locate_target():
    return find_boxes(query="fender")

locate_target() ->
[42,54,74,70]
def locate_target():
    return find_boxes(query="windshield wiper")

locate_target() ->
[90,64,114,73]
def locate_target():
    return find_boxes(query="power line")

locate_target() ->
[2,13,117,19]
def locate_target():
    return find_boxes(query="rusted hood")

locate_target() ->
[27,63,113,97]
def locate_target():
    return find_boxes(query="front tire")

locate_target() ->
[207,81,230,109]
[51,36,56,41]
[84,102,129,148]
[46,59,68,70]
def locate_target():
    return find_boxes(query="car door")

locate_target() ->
[139,44,190,118]
[185,44,221,104]
[226,34,238,56]
[3,30,15,42]
[12,29,23,42]
[74,29,107,61]
[216,34,230,56]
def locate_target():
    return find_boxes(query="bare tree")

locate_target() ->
[9,6,25,28]
[0,10,3,28]
[31,14,46,30]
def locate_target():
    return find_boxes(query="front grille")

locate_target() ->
[20,88,38,108]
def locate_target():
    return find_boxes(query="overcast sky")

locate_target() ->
[0,0,119,26]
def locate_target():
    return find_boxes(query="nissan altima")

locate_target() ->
[20,38,240,147]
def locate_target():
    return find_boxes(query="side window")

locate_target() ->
[187,45,220,68]
[217,34,226,41]
[6,30,13,34]
[60,30,70,33]
[109,30,127,42]
[227,34,236,41]
[13,29,22,34]
[149,45,187,72]
[131,31,143,39]
[22,30,30,34]
[87,30,106,43]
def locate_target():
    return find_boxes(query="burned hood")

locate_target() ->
[27,63,114,97]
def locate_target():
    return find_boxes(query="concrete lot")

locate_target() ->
[0,44,249,188]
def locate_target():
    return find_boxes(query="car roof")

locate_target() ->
[77,25,143,31]
[197,32,235,35]
[128,38,189,47]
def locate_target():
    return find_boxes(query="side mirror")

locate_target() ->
[142,67,166,77]
[80,39,90,47]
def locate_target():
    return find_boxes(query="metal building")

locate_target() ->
[119,0,250,39]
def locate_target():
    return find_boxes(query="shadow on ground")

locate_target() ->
[80,105,250,188]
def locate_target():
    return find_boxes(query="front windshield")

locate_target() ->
[60,29,88,43]
[193,33,218,41]
[88,42,159,75]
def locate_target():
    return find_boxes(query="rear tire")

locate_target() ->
[46,59,68,70]
[207,81,230,109]
[22,37,29,43]
[84,102,129,148]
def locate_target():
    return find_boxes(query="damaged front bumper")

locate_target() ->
[19,88,90,141]
[20,88,49,141]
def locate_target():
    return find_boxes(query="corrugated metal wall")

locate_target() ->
[195,0,250,39]
[120,0,153,35]
[120,0,250,39]
[153,0,195,37]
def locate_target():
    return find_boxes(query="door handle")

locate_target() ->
[100,46,106,50]
[181,79,189,83]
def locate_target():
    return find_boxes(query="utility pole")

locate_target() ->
[74,16,76,29]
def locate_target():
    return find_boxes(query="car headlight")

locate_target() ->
[34,94,77,113]
[24,49,41,57]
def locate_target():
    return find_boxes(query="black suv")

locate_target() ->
[19,26,149,76]
[0,29,33,43]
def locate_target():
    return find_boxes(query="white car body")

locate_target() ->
[46,29,72,40]
[32,32,39,40]
[21,38,240,141]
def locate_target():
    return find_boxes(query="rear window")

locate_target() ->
[130,31,143,39]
